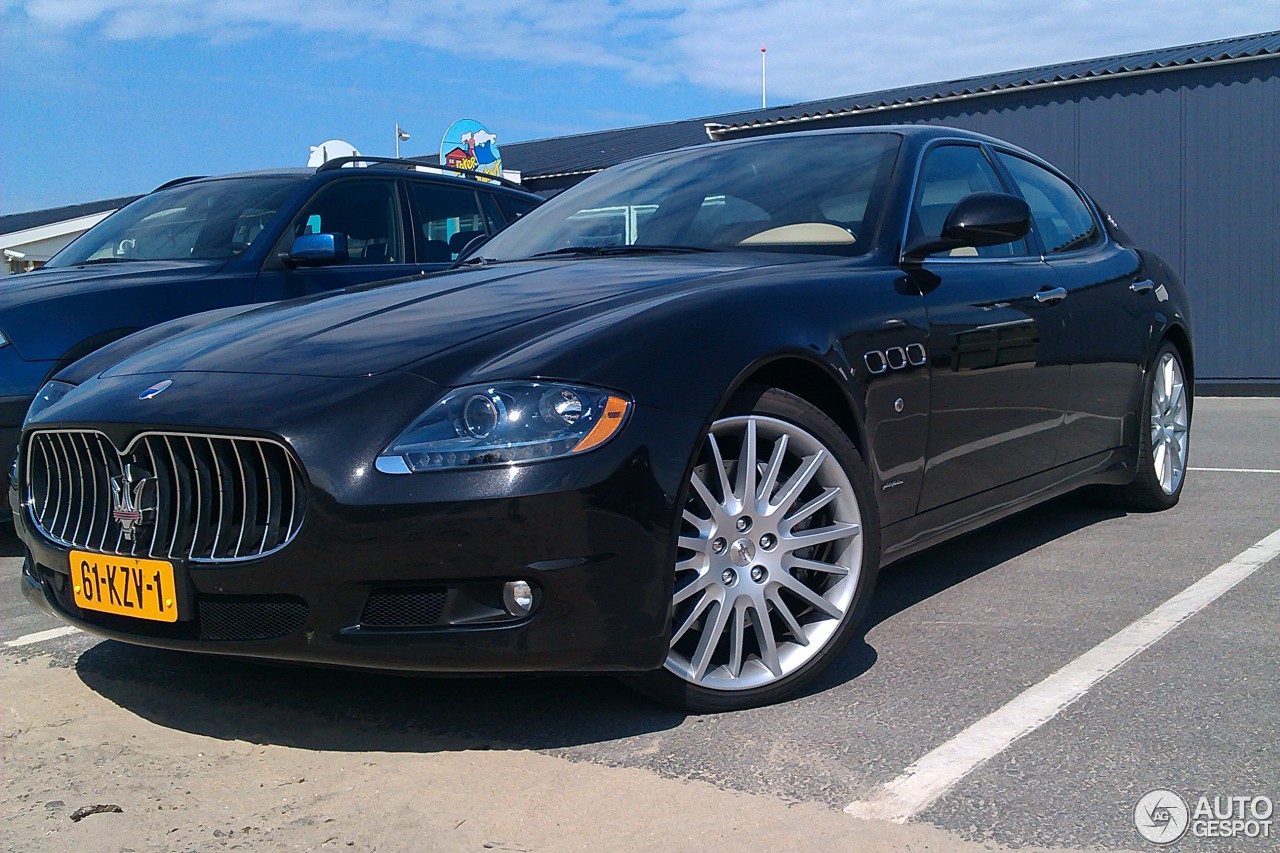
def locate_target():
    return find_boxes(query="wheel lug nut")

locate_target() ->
[759,533,776,550]
[721,568,737,585]
[750,565,767,583]
[711,537,727,554]
[736,516,752,532]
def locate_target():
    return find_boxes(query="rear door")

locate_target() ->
[254,178,416,302]
[992,151,1147,464]
[908,142,1072,512]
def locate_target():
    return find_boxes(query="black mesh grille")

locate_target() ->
[198,594,308,641]
[360,588,447,628]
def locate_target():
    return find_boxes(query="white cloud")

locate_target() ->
[12,0,1279,105]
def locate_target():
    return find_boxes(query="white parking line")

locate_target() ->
[1190,467,1280,474]
[845,525,1280,823]
[4,626,80,648]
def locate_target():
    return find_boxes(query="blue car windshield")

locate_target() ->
[480,133,901,261]
[46,177,304,267]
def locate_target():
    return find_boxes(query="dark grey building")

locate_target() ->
[495,31,1280,390]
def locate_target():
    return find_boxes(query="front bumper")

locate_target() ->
[15,401,704,674]
[0,394,34,514]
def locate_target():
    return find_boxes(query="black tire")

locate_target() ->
[1106,341,1192,511]
[626,385,880,712]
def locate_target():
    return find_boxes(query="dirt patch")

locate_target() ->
[3,655,1094,852]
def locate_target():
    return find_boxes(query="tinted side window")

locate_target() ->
[996,153,1100,254]
[495,194,539,223]
[408,183,485,263]
[289,180,402,264]
[908,144,1028,258]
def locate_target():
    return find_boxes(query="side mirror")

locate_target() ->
[903,192,1031,263]
[281,232,349,267]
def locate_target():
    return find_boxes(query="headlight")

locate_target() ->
[24,380,76,426]
[375,381,631,473]
[0,330,9,347]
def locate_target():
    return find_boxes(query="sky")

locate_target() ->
[2,1,1276,214]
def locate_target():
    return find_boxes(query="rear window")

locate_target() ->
[996,153,1101,254]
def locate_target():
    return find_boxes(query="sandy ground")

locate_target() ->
[1,655,1099,853]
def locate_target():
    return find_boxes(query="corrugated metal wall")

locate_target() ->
[748,59,1280,382]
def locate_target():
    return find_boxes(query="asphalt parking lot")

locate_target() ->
[3,397,1277,852]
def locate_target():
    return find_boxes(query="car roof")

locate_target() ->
[159,166,541,199]
[624,124,1043,168]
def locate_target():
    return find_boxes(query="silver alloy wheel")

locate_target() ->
[665,414,863,691]
[1150,351,1190,495]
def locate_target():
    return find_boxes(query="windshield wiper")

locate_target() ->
[529,244,716,259]
[448,254,493,270]
[74,257,135,265]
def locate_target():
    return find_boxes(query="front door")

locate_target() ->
[254,178,418,302]
[906,142,1071,512]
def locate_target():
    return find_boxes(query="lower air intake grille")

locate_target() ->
[198,594,308,641]
[360,587,447,628]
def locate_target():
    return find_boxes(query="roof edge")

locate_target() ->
[712,37,1279,137]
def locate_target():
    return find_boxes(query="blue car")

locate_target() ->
[0,158,542,505]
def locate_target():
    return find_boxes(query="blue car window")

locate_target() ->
[288,180,403,264]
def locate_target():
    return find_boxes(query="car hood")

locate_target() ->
[0,261,224,308]
[99,255,776,380]
[0,261,225,358]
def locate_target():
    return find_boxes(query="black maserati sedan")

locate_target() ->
[15,126,1192,711]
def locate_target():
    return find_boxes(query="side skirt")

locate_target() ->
[880,448,1133,568]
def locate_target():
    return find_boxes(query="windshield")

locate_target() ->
[47,177,304,267]
[479,133,900,262]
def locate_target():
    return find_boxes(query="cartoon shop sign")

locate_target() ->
[440,119,503,178]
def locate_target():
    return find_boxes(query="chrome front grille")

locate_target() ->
[26,430,305,563]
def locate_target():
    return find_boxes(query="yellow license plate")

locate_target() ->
[69,550,179,623]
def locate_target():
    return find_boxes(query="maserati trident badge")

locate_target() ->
[138,379,173,400]
[110,464,155,541]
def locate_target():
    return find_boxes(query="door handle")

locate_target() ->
[1033,286,1067,304]
[1130,279,1155,294]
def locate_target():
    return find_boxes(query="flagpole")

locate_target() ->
[760,45,767,108]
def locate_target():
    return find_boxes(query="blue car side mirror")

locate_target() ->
[283,233,349,267]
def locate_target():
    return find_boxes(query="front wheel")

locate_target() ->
[629,387,879,712]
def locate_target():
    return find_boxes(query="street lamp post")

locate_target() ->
[395,123,411,159]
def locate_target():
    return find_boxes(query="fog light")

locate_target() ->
[503,580,534,616]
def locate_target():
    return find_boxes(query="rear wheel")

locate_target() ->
[1111,342,1191,511]
[630,387,879,712]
